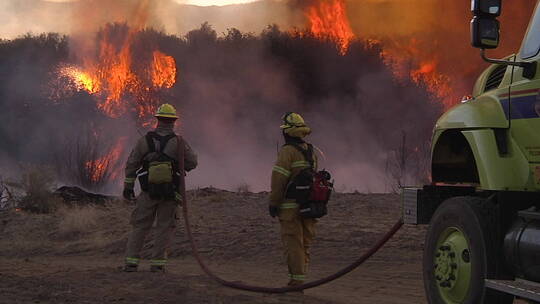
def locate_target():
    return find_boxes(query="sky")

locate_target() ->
[1,0,298,40]
[177,0,260,6]
[43,0,263,6]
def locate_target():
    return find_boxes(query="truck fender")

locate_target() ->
[432,129,530,190]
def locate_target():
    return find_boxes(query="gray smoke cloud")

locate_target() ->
[0,25,441,194]
[0,0,444,194]
[0,0,303,40]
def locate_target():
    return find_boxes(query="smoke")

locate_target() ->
[0,0,304,40]
[345,0,536,106]
[0,1,69,39]
[0,24,440,193]
[0,0,534,193]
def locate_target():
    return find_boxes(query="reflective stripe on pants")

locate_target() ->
[288,273,306,281]
[125,257,140,265]
[150,259,167,266]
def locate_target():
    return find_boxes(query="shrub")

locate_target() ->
[53,129,116,192]
[235,183,251,193]
[16,165,59,213]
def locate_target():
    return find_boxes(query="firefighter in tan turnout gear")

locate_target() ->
[123,103,197,273]
[270,112,319,286]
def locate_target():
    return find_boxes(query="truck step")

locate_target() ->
[485,279,540,302]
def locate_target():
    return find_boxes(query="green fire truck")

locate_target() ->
[402,0,540,303]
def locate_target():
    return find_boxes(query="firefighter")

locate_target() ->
[123,103,197,273]
[269,112,318,287]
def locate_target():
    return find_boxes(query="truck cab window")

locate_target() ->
[521,6,540,59]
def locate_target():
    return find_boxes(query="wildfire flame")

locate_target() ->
[305,2,455,107]
[58,65,100,94]
[51,2,178,187]
[55,34,177,120]
[410,61,453,105]
[85,137,127,183]
[91,39,136,118]
[152,50,177,89]
[53,0,177,121]
[379,39,454,107]
[306,0,354,54]
[51,0,179,186]
[53,30,178,184]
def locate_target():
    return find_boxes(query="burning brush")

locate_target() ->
[50,23,178,188]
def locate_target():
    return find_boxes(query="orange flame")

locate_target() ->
[54,0,177,122]
[85,137,127,183]
[57,31,178,121]
[91,40,136,118]
[58,65,100,94]
[410,61,453,106]
[305,1,456,107]
[379,39,454,107]
[306,0,354,54]
[49,0,180,186]
[152,50,177,89]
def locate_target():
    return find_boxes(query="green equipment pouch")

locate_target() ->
[148,161,173,184]
[138,132,180,200]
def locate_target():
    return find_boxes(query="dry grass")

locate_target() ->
[0,210,58,255]
[209,192,227,203]
[54,203,131,254]
[57,205,101,235]
[0,201,131,257]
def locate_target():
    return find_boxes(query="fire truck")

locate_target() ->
[402,0,540,303]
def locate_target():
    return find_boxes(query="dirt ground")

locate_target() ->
[0,189,527,304]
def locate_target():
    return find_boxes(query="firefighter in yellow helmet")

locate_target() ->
[123,103,198,272]
[269,112,318,286]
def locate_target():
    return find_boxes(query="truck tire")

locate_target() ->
[423,196,513,304]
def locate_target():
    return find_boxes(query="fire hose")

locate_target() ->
[181,200,403,293]
[176,138,403,293]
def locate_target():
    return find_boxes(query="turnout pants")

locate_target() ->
[125,192,178,267]
[279,204,316,284]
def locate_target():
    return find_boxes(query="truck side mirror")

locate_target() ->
[471,16,500,49]
[471,0,501,17]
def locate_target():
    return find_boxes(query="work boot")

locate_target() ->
[150,265,165,273]
[287,279,304,294]
[123,264,138,272]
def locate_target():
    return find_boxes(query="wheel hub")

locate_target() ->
[435,244,458,288]
[434,228,472,304]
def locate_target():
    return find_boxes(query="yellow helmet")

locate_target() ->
[280,112,311,138]
[154,103,178,119]
[280,112,306,129]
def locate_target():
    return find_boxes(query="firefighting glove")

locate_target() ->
[269,205,280,218]
[123,188,135,202]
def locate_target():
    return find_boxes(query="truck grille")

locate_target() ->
[485,65,507,92]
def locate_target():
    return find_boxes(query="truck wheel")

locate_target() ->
[423,196,513,304]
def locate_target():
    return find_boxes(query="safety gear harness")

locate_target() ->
[284,143,333,219]
[137,132,181,200]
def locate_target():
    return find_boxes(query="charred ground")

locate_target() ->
[1,188,425,304]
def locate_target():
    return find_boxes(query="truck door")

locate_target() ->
[508,4,540,162]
